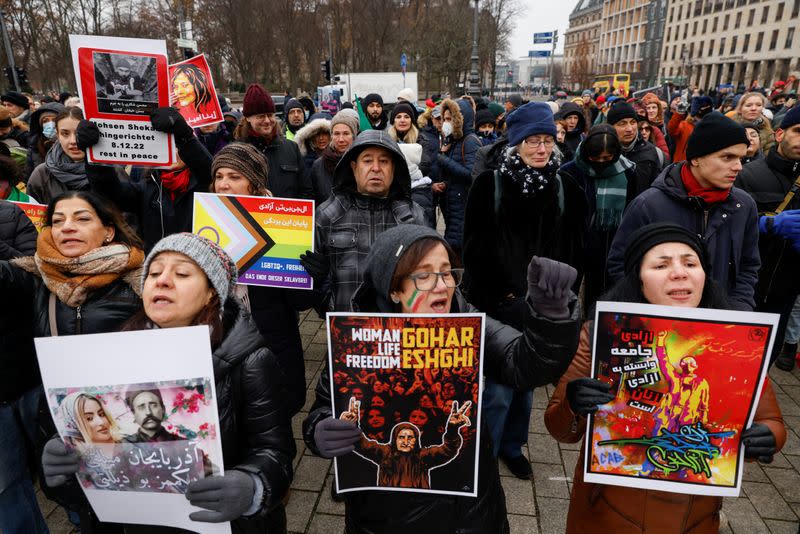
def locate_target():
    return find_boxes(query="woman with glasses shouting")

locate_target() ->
[303,224,582,533]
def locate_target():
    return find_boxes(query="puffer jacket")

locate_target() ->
[546,323,786,534]
[607,162,760,310]
[437,99,481,252]
[0,201,37,402]
[303,289,581,533]
[736,149,800,307]
[87,136,212,252]
[314,131,426,312]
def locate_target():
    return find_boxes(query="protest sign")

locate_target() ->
[169,54,224,128]
[36,326,229,534]
[6,200,46,232]
[69,35,175,167]
[584,302,778,497]
[193,192,314,290]
[327,313,485,497]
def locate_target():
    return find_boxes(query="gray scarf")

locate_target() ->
[45,142,88,188]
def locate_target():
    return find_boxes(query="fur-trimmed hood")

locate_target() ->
[440,99,465,139]
[294,118,332,156]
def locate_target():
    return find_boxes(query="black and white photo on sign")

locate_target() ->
[93,52,158,115]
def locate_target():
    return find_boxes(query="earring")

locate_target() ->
[105,236,112,242]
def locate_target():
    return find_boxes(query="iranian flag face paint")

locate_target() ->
[406,289,425,312]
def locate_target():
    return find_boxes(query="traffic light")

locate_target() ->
[14,67,27,87]
[321,59,331,82]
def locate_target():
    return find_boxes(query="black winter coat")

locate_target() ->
[87,136,212,252]
[470,137,508,182]
[556,102,586,156]
[0,201,38,401]
[620,135,666,193]
[736,149,800,306]
[243,134,313,200]
[302,292,581,534]
[309,155,336,206]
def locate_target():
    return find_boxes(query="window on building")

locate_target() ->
[699,41,705,56]
[683,23,688,39]
[761,6,769,23]
[792,0,799,17]
[669,6,674,22]
[747,8,755,25]
[730,35,738,53]
[702,19,708,33]
[719,37,726,55]
[709,39,715,54]
[786,27,796,47]
[770,29,779,50]
[672,45,677,60]
[735,11,742,27]
[755,31,764,51]
[736,0,746,6]
[689,42,695,57]
[724,14,730,29]
[743,33,750,52]
[777,2,785,18]
[693,21,698,35]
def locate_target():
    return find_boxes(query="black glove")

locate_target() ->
[527,256,577,320]
[299,249,330,283]
[42,438,79,487]
[742,423,777,464]
[149,107,194,143]
[76,120,101,151]
[566,378,614,416]
[314,417,361,458]
[186,470,256,522]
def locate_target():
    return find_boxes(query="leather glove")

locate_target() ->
[527,256,577,320]
[186,470,255,522]
[759,210,800,251]
[742,423,777,464]
[42,438,79,487]
[76,120,101,151]
[150,107,194,143]
[314,417,361,458]
[566,378,614,416]
[299,249,330,283]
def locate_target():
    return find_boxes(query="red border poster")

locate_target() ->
[7,200,47,232]
[69,35,174,167]
[584,302,778,497]
[169,54,224,128]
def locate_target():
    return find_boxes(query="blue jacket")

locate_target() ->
[607,162,760,310]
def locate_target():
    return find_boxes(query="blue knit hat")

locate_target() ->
[506,102,557,147]
[780,106,800,130]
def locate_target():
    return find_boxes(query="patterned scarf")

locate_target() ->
[45,142,88,188]
[12,227,144,306]
[576,148,634,230]
[499,149,559,197]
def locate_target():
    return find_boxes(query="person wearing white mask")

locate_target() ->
[26,102,65,179]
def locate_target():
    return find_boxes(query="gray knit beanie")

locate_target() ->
[142,233,238,306]
[332,109,359,137]
[211,142,269,194]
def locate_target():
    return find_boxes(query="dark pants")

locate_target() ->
[758,290,800,365]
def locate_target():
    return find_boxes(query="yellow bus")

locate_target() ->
[592,74,631,97]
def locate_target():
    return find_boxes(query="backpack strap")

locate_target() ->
[48,293,59,337]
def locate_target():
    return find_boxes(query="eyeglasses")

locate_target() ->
[407,269,464,291]
[523,137,555,148]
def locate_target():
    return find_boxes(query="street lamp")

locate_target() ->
[468,0,481,96]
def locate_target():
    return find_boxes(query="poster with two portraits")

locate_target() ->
[37,326,230,534]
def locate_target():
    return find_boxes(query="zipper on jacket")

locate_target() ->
[703,209,709,234]
[76,305,82,335]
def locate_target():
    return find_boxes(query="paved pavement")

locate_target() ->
[42,310,800,533]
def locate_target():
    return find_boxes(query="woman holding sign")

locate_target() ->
[43,233,295,532]
[303,224,582,533]
[545,222,786,533]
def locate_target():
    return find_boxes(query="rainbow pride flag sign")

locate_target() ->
[192,193,315,290]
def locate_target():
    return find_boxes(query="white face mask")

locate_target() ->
[441,122,453,137]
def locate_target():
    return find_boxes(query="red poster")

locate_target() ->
[7,200,47,232]
[169,54,224,128]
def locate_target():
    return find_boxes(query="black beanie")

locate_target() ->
[685,111,749,161]
[390,101,417,124]
[606,102,638,125]
[475,109,495,129]
[363,93,384,109]
[623,223,709,275]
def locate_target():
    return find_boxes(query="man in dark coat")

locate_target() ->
[608,112,760,310]
[282,98,306,141]
[362,93,389,131]
[736,107,800,369]
[607,101,666,193]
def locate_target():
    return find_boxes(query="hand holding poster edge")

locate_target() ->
[583,301,779,497]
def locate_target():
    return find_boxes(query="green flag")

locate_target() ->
[355,95,372,132]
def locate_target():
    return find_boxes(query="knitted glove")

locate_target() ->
[299,249,330,283]
[313,417,361,458]
[76,120,101,151]
[186,470,256,522]
[742,423,777,464]
[759,209,800,251]
[149,107,194,143]
[527,256,578,320]
[566,378,614,416]
[42,438,79,487]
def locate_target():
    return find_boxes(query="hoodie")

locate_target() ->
[556,102,587,157]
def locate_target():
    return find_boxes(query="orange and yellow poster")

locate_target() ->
[9,201,47,232]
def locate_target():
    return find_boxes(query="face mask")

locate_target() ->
[592,160,615,173]
[478,130,495,139]
[42,121,57,139]
[304,110,310,120]
[441,122,453,138]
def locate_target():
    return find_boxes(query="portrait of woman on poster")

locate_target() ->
[60,392,122,445]
[170,63,214,125]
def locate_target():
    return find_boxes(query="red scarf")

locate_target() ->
[160,167,191,201]
[680,164,730,205]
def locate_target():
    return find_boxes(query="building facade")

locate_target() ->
[641,0,668,86]
[659,0,800,90]
[564,0,604,91]
[598,0,652,87]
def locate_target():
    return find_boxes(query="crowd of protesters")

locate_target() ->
[0,75,797,533]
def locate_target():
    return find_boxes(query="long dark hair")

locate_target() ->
[171,64,212,112]
[46,190,143,249]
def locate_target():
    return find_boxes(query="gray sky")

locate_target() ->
[509,3,572,59]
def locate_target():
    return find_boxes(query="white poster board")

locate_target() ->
[36,326,230,534]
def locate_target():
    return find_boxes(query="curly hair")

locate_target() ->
[171,63,212,112]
